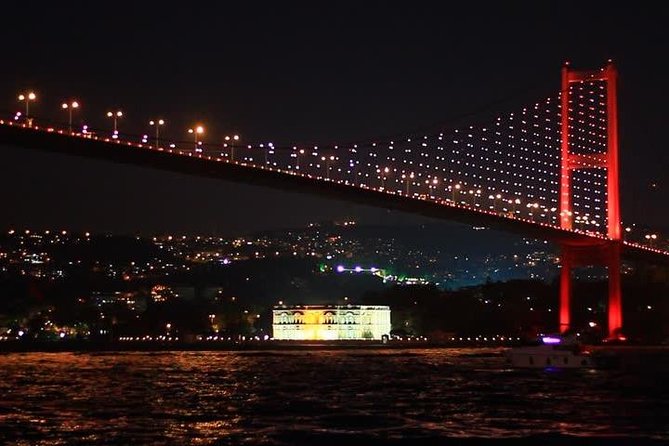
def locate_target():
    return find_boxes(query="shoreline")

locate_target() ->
[0,339,510,353]
[2,339,668,354]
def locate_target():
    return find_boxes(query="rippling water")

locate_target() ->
[0,348,666,445]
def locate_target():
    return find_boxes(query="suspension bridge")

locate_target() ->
[1,61,667,338]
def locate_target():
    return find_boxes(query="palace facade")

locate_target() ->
[272,305,391,341]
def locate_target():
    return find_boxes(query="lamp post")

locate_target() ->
[402,172,415,196]
[488,194,503,211]
[466,189,481,207]
[451,183,461,203]
[263,143,274,165]
[645,234,658,249]
[379,167,390,189]
[527,202,540,220]
[18,92,36,126]
[106,110,123,138]
[549,207,558,225]
[294,148,305,170]
[224,134,240,160]
[61,100,79,133]
[18,91,36,117]
[188,125,205,153]
[149,119,165,149]
[321,155,335,180]
[560,210,573,227]
[428,177,438,198]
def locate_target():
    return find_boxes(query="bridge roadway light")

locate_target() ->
[548,207,558,224]
[489,193,502,211]
[106,110,123,138]
[378,167,390,189]
[263,142,274,165]
[224,134,239,160]
[451,183,462,203]
[472,189,481,207]
[188,125,205,153]
[18,91,37,124]
[321,155,335,180]
[401,172,415,196]
[61,101,79,133]
[293,147,305,170]
[428,177,438,198]
[467,190,475,206]
[149,119,165,149]
[645,233,658,248]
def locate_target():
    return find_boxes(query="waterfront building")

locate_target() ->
[272,305,391,340]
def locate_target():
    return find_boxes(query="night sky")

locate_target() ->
[1,2,667,235]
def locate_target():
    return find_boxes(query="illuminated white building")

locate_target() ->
[272,305,391,341]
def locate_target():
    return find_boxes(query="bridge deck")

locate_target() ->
[0,121,666,265]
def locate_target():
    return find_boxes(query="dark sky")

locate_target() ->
[1,2,668,235]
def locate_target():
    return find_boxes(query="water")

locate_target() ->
[0,348,666,445]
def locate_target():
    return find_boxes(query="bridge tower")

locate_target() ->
[558,61,622,338]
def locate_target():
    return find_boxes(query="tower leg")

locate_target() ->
[607,243,623,338]
[559,247,571,333]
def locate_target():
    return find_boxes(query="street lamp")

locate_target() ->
[402,172,415,196]
[148,119,165,149]
[321,155,335,180]
[188,125,205,153]
[428,177,439,198]
[294,148,305,170]
[526,202,540,219]
[466,189,482,207]
[18,91,36,117]
[263,142,274,165]
[549,207,558,225]
[61,101,79,133]
[224,134,240,160]
[488,193,502,211]
[106,110,123,138]
[378,167,390,189]
[451,183,461,203]
[645,234,658,248]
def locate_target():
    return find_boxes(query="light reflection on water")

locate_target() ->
[0,349,666,445]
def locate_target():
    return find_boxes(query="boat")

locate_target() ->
[505,334,594,368]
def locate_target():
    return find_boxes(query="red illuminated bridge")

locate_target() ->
[1,61,668,338]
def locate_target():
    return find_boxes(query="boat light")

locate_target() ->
[542,336,561,344]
